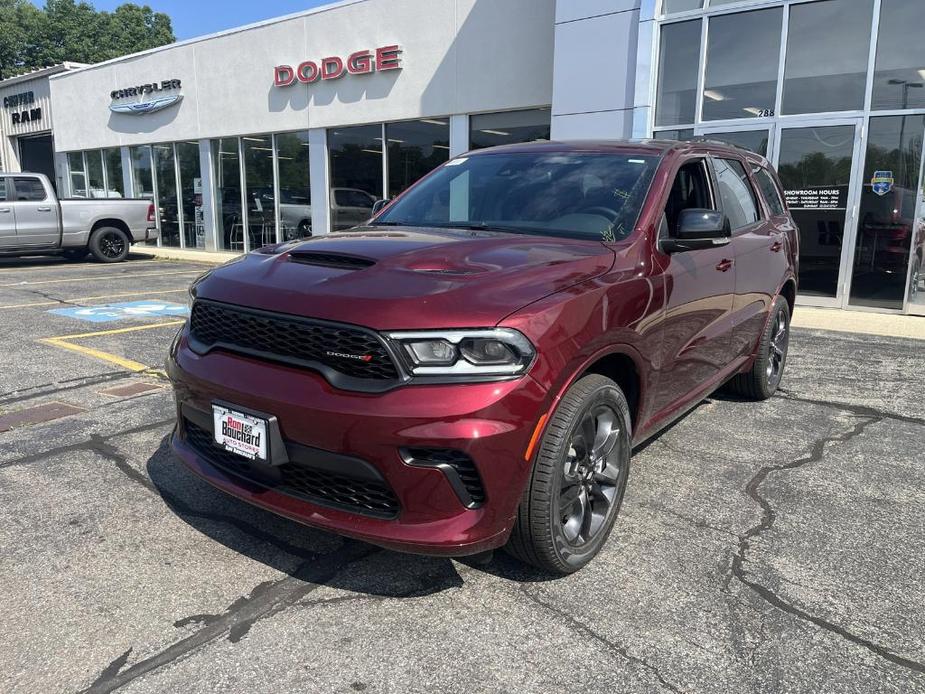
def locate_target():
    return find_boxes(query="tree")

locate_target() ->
[0,0,175,80]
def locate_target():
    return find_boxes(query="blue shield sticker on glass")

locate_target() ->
[871,170,894,197]
[49,300,189,323]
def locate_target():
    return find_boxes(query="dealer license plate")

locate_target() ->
[212,405,268,461]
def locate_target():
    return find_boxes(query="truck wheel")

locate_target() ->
[298,221,313,238]
[506,374,631,574]
[61,248,87,261]
[725,296,790,400]
[89,227,130,263]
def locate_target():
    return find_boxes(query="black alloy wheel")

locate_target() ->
[725,295,791,400]
[89,226,130,263]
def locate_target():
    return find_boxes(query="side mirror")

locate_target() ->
[662,209,731,253]
[371,199,391,215]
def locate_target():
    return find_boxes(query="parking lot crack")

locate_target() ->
[729,415,925,675]
[518,586,686,693]
[76,543,378,694]
[777,390,925,427]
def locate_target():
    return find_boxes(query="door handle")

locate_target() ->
[715,258,734,272]
[36,207,52,212]
[770,240,783,253]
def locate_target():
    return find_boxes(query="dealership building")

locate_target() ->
[3,0,924,314]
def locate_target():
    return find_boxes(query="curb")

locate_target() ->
[130,245,240,265]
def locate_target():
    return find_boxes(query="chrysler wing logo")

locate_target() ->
[110,94,183,116]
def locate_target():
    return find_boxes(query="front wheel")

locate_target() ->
[725,295,790,400]
[506,374,632,574]
[89,226,130,263]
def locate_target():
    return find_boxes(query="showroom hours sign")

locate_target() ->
[784,187,848,210]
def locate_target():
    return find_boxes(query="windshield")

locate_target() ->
[375,151,660,241]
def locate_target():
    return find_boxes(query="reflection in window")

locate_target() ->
[850,115,925,310]
[662,0,702,13]
[276,131,313,240]
[782,0,873,115]
[104,148,124,197]
[871,0,925,111]
[655,21,701,127]
[86,151,105,197]
[387,119,450,198]
[212,138,242,251]
[713,158,759,230]
[153,144,179,248]
[328,125,382,231]
[243,135,276,248]
[469,109,551,150]
[702,8,782,121]
[177,142,203,249]
[68,152,87,197]
[701,130,768,156]
[130,146,153,201]
[654,129,695,141]
[753,167,786,217]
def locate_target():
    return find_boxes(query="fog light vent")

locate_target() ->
[401,448,485,508]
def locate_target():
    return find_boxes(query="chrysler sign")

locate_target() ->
[110,79,183,115]
[274,45,402,87]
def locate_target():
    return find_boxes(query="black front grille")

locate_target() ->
[184,420,400,518]
[289,251,375,270]
[404,448,486,506]
[189,299,400,383]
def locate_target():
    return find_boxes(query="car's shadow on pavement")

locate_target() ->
[145,435,561,601]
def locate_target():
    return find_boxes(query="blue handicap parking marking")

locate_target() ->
[49,300,190,323]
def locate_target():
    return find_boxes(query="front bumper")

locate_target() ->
[167,330,548,556]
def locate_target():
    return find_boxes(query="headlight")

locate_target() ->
[386,329,535,378]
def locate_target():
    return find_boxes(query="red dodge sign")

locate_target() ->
[274,45,402,86]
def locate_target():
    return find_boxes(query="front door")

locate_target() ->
[771,120,863,307]
[0,177,16,248]
[652,155,737,416]
[10,176,59,246]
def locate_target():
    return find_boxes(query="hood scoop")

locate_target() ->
[288,251,376,271]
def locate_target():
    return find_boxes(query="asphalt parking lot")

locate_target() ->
[0,255,923,694]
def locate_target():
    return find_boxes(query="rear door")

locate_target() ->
[710,155,780,358]
[11,176,60,246]
[0,177,16,247]
[651,155,738,414]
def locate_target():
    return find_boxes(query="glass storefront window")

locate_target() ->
[130,146,153,201]
[850,115,925,310]
[153,143,179,248]
[177,142,203,249]
[655,20,701,127]
[654,129,695,141]
[67,152,87,198]
[662,0,702,13]
[328,125,382,231]
[104,148,124,197]
[701,129,768,156]
[86,151,105,197]
[243,135,276,248]
[871,0,925,111]
[782,0,873,115]
[212,138,242,251]
[469,109,551,150]
[275,131,312,240]
[386,119,450,198]
[702,8,782,121]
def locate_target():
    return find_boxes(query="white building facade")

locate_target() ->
[47,0,925,315]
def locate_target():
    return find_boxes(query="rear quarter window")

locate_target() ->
[13,177,47,202]
[753,166,786,216]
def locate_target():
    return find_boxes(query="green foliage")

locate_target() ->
[0,0,175,80]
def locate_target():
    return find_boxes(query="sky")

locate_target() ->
[31,0,337,41]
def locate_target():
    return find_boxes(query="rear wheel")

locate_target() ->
[506,374,631,574]
[89,226,130,263]
[725,295,790,400]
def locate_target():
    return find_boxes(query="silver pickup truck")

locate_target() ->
[0,173,158,262]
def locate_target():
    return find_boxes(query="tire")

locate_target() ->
[89,226,130,263]
[297,221,313,238]
[725,295,790,400]
[506,374,632,574]
[61,248,88,261]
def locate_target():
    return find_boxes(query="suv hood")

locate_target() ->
[194,227,615,330]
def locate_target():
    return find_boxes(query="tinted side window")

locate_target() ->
[753,166,786,216]
[713,159,759,230]
[665,160,715,235]
[0,178,7,202]
[13,177,48,202]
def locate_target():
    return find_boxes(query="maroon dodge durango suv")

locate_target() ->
[168,140,799,574]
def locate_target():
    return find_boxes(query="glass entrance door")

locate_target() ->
[772,121,863,306]
[906,137,925,315]
[848,114,925,311]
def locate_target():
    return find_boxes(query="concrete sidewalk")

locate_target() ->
[129,245,925,340]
